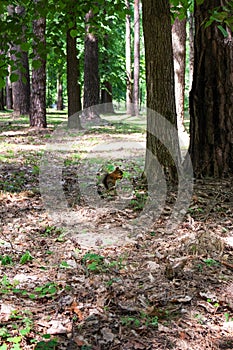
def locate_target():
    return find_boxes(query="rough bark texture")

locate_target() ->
[6,75,13,110]
[9,6,30,115]
[101,81,114,113]
[66,27,82,128]
[133,0,140,116]
[101,33,114,113]
[189,0,233,177]
[83,10,100,119]
[172,17,186,128]
[12,50,30,115]
[188,11,194,91]
[0,89,4,110]
[125,0,133,115]
[30,4,47,128]
[56,73,63,111]
[142,0,180,181]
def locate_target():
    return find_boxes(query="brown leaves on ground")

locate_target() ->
[0,124,233,349]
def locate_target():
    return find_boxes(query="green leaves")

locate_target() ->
[20,251,33,264]
[217,25,228,37]
[20,42,30,52]
[31,59,42,69]
[10,73,19,83]
[70,29,78,38]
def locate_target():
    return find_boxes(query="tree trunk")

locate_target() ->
[12,50,30,115]
[30,1,47,128]
[0,88,4,110]
[188,11,194,91]
[101,81,114,113]
[125,0,133,115]
[66,27,82,128]
[132,0,140,116]
[101,32,114,114]
[172,17,186,129]
[9,5,30,116]
[83,9,100,120]
[6,74,13,110]
[142,0,180,182]
[57,72,63,111]
[189,0,233,177]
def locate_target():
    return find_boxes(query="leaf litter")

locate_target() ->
[0,122,233,349]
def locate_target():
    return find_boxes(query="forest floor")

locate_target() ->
[0,111,233,350]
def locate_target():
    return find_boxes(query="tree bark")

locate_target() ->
[142,0,180,182]
[83,9,100,119]
[101,33,114,113]
[6,74,13,110]
[101,81,114,113]
[66,27,82,128]
[56,73,63,110]
[125,0,133,115]
[9,5,30,116]
[12,50,30,115]
[188,11,194,91]
[133,0,140,116]
[172,17,186,129]
[0,88,4,110]
[189,0,233,177]
[30,1,47,128]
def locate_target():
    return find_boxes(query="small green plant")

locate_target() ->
[204,258,220,267]
[34,282,58,298]
[0,255,13,265]
[32,165,40,175]
[121,312,158,328]
[0,310,34,350]
[82,252,105,272]
[224,313,233,322]
[43,225,63,236]
[35,335,58,350]
[20,251,33,264]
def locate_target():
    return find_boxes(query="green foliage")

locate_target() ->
[82,252,105,272]
[203,258,220,267]
[0,255,13,265]
[121,313,158,328]
[201,2,233,32]
[35,336,58,350]
[20,251,33,264]
[34,282,58,297]
[170,0,193,20]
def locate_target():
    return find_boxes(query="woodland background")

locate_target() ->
[0,0,233,349]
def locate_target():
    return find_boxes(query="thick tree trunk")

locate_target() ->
[132,0,140,116]
[172,17,186,129]
[56,73,63,111]
[83,10,100,120]
[66,28,82,128]
[101,33,114,114]
[0,88,4,110]
[30,2,47,128]
[189,0,233,177]
[101,81,114,113]
[142,0,180,182]
[9,5,30,116]
[188,11,194,91]
[12,50,30,115]
[6,75,13,110]
[125,0,133,115]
